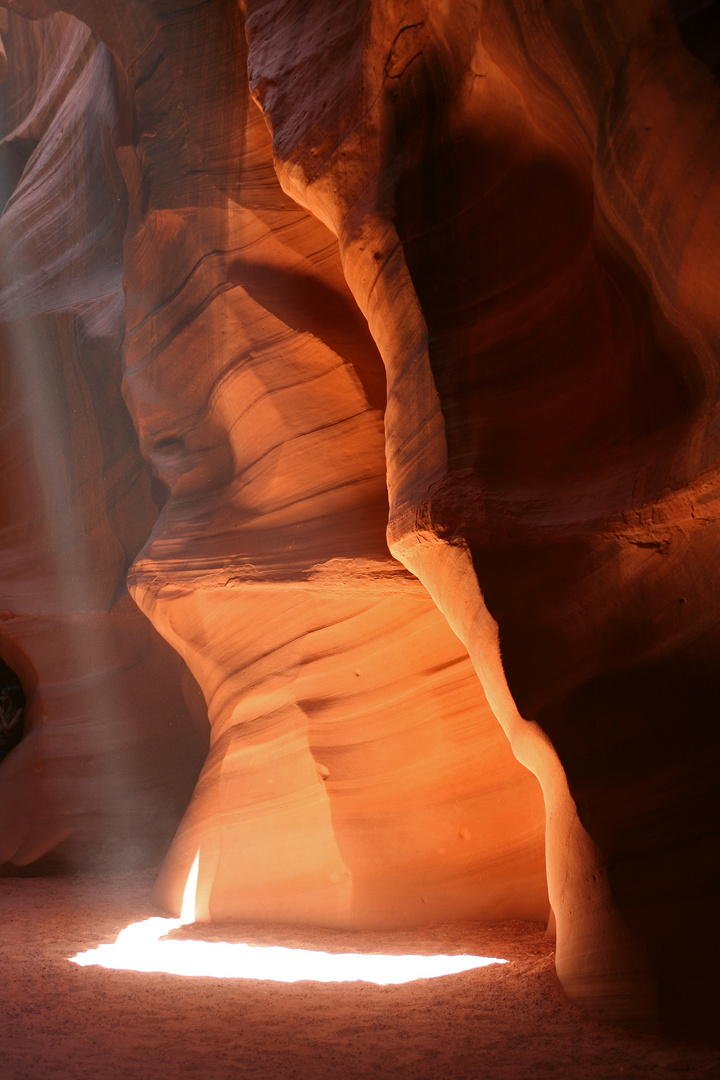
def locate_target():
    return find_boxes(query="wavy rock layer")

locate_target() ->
[115,0,547,927]
[0,0,718,1042]
[0,3,548,923]
[232,0,720,1038]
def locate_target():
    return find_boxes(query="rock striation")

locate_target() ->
[0,0,719,1041]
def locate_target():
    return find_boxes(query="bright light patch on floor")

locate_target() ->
[69,852,507,984]
[69,923,506,983]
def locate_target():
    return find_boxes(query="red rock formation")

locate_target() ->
[236,0,720,1037]
[116,1,547,929]
[0,1,548,927]
[1,0,719,1041]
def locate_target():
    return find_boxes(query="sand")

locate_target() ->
[1,870,718,1080]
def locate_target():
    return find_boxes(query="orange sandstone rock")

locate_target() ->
[240,0,720,1037]
[1,0,719,1042]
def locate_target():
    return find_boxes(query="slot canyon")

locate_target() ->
[0,0,719,1075]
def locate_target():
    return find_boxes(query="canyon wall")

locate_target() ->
[0,0,718,1041]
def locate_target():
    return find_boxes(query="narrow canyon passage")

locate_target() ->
[1,0,719,1049]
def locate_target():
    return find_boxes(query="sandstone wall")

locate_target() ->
[0,0,718,1040]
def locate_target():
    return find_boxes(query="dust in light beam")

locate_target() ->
[69,851,507,984]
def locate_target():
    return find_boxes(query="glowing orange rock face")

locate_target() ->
[118,16,547,928]
[235,0,720,1037]
[1,0,719,1042]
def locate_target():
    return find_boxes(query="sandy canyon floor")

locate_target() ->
[1,870,718,1080]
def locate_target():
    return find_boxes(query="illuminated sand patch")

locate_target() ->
[69,922,507,983]
[69,855,507,984]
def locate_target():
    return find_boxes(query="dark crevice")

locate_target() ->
[670,0,720,79]
[0,655,25,763]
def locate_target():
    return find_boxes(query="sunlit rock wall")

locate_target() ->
[112,0,548,931]
[0,1,547,928]
[238,0,720,1038]
[1,0,719,1042]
